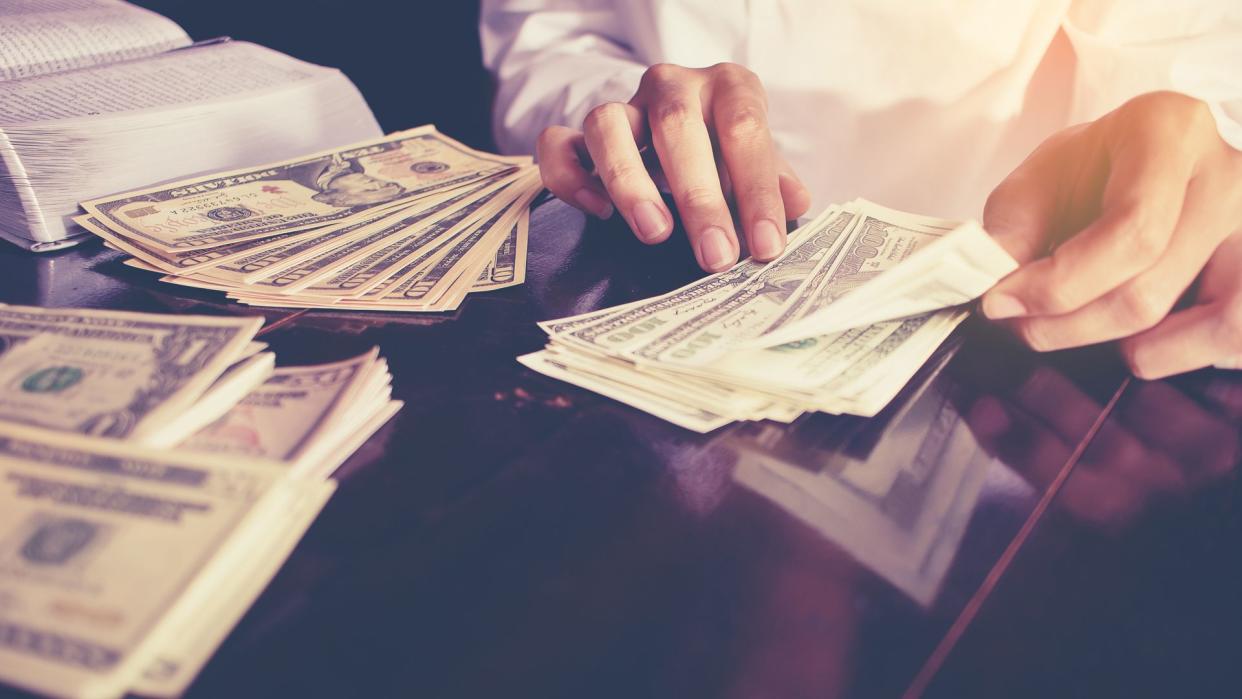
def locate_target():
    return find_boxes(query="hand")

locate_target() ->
[536,63,812,272]
[980,92,1242,378]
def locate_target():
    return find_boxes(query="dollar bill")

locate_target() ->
[199,172,522,297]
[623,205,860,365]
[82,126,527,253]
[133,478,336,698]
[0,305,261,441]
[471,207,529,292]
[524,199,1018,431]
[0,423,292,699]
[179,347,398,476]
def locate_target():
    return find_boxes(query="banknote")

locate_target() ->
[133,479,336,699]
[0,305,261,441]
[236,171,543,312]
[179,347,394,473]
[75,215,320,276]
[525,199,1018,431]
[750,214,1017,347]
[82,126,526,253]
[0,423,290,699]
[78,127,544,314]
[472,207,529,292]
[205,172,522,297]
[652,206,980,392]
[518,350,732,432]
[624,205,860,365]
[0,308,403,698]
[140,350,276,449]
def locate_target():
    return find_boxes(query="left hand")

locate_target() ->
[980,91,1242,379]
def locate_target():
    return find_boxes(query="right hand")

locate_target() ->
[536,63,812,272]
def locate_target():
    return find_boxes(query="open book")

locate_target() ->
[0,0,382,251]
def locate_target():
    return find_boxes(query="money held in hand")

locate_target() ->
[0,305,402,698]
[521,199,1018,432]
[75,126,543,312]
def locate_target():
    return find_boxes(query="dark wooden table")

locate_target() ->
[1,201,1238,699]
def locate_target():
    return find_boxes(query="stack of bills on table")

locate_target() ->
[179,347,402,481]
[0,423,337,699]
[0,305,402,698]
[520,199,1019,433]
[73,126,544,312]
[0,305,401,453]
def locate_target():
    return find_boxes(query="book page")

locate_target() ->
[0,0,191,81]
[0,41,332,125]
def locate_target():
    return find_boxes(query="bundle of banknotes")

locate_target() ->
[73,126,542,312]
[0,304,401,699]
[521,200,1019,432]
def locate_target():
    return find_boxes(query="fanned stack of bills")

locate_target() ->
[520,200,1018,433]
[73,126,543,312]
[0,304,401,698]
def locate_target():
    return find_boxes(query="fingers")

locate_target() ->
[1118,302,1242,380]
[536,126,614,220]
[1119,231,1242,379]
[984,128,1192,320]
[581,102,674,244]
[777,156,812,222]
[1006,180,1222,351]
[709,66,786,261]
[638,67,739,272]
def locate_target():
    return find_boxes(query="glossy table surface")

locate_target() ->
[0,200,1238,699]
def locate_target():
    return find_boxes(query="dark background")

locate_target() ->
[134,0,498,150]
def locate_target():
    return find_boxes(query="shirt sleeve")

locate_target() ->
[1063,0,1242,150]
[480,0,648,155]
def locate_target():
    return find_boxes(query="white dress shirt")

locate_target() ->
[481,0,1242,220]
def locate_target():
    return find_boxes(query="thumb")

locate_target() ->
[982,166,1060,265]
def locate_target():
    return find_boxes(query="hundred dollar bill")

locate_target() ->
[82,125,527,253]
[518,350,731,432]
[0,305,261,441]
[539,216,823,356]
[528,198,1016,429]
[623,205,859,365]
[642,202,1002,400]
[751,217,1016,348]
[0,423,293,699]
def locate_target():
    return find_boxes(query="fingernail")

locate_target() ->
[698,226,736,271]
[750,219,784,260]
[983,293,1027,319]
[574,189,613,219]
[632,200,668,243]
